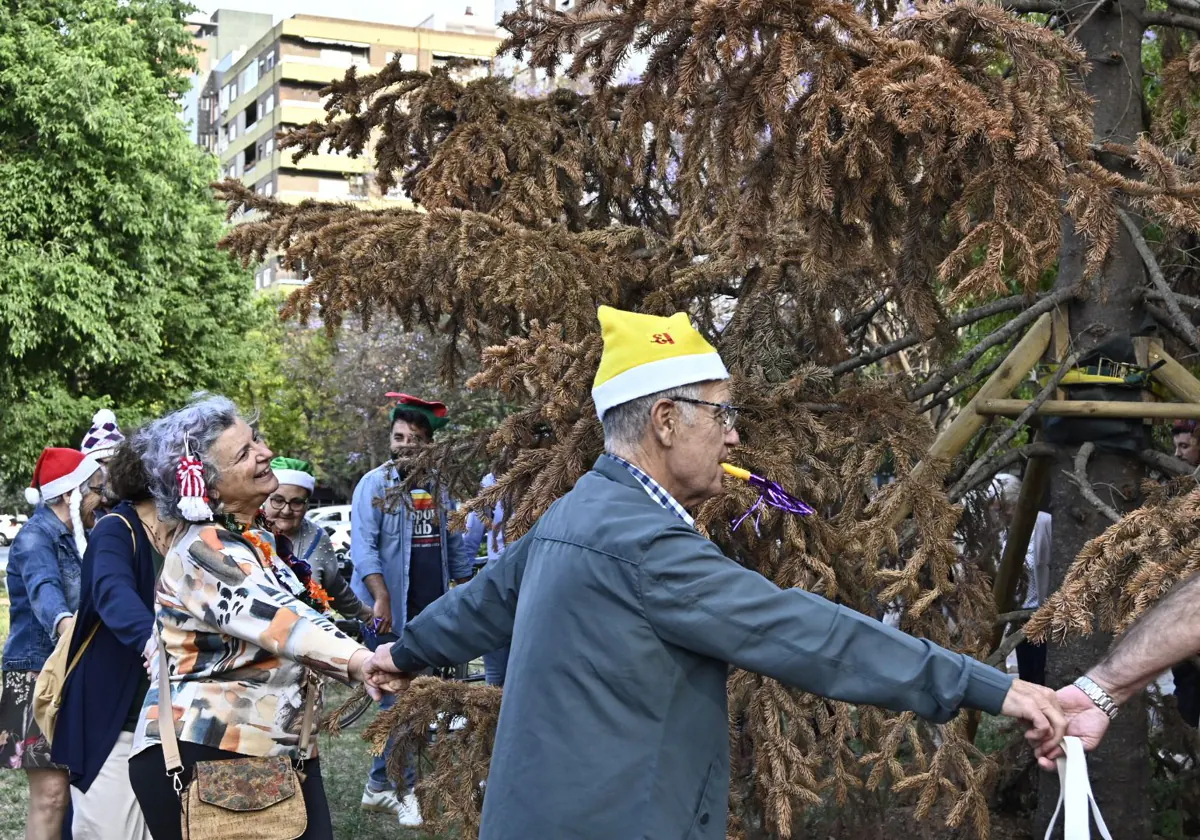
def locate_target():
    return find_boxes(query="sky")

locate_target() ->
[190,0,491,27]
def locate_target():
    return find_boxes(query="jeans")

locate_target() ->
[483,645,509,687]
[364,630,417,792]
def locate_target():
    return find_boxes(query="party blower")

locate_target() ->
[721,463,816,533]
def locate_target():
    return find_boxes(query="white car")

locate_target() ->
[307,505,351,528]
[0,514,27,547]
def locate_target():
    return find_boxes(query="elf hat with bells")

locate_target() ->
[591,306,729,420]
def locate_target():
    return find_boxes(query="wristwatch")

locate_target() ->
[1073,675,1119,720]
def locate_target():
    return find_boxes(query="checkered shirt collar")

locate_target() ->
[607,455,695,528]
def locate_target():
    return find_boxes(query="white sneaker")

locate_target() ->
[361,786,401,815]
[397,791,423,827]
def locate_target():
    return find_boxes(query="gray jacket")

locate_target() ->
[390,455,1013,840]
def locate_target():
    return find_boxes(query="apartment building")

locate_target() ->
[190,9,502,289]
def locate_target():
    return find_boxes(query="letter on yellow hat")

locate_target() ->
[591,306,729,420]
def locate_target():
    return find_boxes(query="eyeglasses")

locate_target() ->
[672,398,740,432]
[267,494,309,513]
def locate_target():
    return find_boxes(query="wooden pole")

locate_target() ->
[989,452,1052,652]
[1147,341,1200,403]
[976,398,1200,419]
[967,445,1052,745]
[885,312,1053,528]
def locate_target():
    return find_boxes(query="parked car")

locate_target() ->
[307,504,351,528]
[0,514,27,547]
[324,522,352,579]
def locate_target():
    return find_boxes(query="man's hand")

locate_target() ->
[360,643,413,699]
[371,593,393,636]
[55,616,71,639]
[1000,679,1068,771]
[1050,684,1111,755]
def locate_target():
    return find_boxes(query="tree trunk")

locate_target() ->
[1036,0,1151,836]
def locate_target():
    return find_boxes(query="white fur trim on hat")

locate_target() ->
[38,457,100,502]
[591,352,729,420]
[273,469,315,493]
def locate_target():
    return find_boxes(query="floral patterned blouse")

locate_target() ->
[131,524,364,760]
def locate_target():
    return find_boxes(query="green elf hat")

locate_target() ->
[271,457,316,492]
[385,392,450,433]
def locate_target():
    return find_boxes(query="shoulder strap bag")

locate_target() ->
[156,543,318,840]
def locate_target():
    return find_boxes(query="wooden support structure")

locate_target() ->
[977,398,1200,419]
[1147,341,1200,403]
[885,312,1053,528]
[989,450,1052,653]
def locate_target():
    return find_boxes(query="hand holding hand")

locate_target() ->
[356,644,413,700]
[1000,678,1068,771]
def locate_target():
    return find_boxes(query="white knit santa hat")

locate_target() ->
[25,447,100,555]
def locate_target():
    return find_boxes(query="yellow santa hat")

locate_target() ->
[591,306,729,420]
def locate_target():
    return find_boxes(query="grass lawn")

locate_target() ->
[0,591,446,840]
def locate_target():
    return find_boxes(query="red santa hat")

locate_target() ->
[25,448,99,506]
[25,448,99,555]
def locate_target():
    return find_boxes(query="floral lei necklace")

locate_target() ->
[216,512,333,614]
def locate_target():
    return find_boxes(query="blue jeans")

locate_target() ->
[364,630,417,792]
[483,645,509,687]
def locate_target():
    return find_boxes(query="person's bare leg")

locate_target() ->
[25,768,70,840]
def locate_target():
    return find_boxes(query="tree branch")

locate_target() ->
[918,343,1011,415]
[1141,9,1200,31]
[1063,442,1123,523]
[986,627,1027,668]
[1166,0,1200,14]
[1137,448,1194,476]
[1000,0,1062,12]
[946,442,1058,503]
[1118,208,1200,353]
[1144,288,1200,310]
[952,350,1080,495]
[907,288,1076,402]
[831,293,1039,377]
[996,608,1037,625]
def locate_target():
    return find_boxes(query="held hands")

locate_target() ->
[999,679,1069,771]
[1040,684,1110,760]
[348,644,413,701]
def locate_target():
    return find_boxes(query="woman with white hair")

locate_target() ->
[124,394,377,840]
[0,447,100,839]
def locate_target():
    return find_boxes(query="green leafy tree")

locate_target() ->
[0,0,253,493]
[237,295,506,501]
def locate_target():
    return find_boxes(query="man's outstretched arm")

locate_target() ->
[1057,571,1200,750]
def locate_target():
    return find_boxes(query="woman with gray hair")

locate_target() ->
[124,394,376,840]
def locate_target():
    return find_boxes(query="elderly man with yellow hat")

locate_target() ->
[364,306,1068,839]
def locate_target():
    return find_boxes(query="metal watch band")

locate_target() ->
[1074,675,1119,720]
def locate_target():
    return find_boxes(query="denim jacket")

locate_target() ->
[349,462,474,631]
[3,504,82,671]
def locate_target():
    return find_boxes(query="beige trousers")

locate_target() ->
[70,732,152,840]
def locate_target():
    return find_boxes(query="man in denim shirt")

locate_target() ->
[350,395,474,826]
[2,447,99,840]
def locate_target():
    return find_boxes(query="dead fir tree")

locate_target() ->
[217,1,1200,837]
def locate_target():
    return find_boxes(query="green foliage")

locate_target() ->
[0,0,253,494]
[235,299,508,501]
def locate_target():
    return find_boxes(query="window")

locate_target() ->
[264,136,275,155]
[244,100,258,129]
[263,181,274,197]
[263,93,274,115]
[349,174,368,200]
[244,145,257,169]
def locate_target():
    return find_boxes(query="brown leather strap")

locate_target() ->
[155,627,184,781]
[298,671,318,760]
